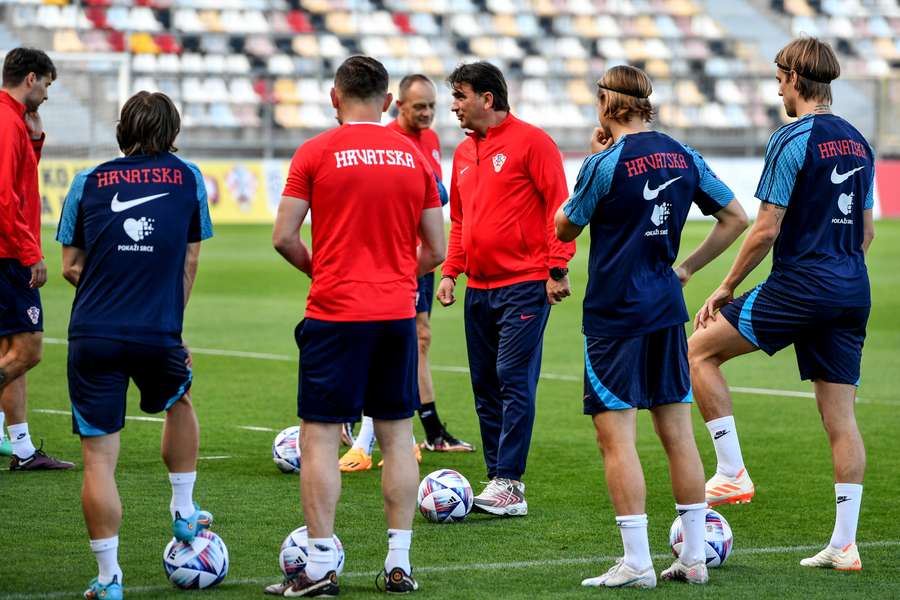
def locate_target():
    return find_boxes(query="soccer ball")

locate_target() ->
[417,469,474,523]
[669,508,733,567]
[279,526,345,579]
[163,530,229,589]
[273,425,301,473]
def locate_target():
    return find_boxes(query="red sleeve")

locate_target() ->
[441,153,465,279]
[31,132,45,164]
[529,132,575,268]
[0,122,41,266]
[282,140,318,201]
[422,161,441,210]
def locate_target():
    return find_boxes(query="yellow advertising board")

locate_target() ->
[39,159,289,225]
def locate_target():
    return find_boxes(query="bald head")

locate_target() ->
[396,75,436,132]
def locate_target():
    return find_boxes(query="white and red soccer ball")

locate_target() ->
[163,530,229,589]
[272,425,301,473]
[417,469,474,523]
[669,508,733,567]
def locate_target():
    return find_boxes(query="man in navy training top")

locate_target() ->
[689,37,875,571]
[555,65,747,588]
[56,91,214,600]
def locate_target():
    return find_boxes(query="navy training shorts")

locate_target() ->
[0,259,42,337]
[415,272,435,315]
[68,337,192,437]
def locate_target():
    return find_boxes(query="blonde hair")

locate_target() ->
[596,65,653,124]
[775,37,840,104]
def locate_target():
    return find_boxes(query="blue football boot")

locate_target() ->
[83,575,123,600]
[171,502,213,543]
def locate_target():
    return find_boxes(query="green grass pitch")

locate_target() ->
[1,222,899,599]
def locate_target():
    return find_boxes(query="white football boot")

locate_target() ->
[581,559,657,589]
[660,558,709,584]
[705,468,754,506]
[800,543,862,570]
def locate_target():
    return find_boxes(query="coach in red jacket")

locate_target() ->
[0,48,72,470]
[436,62,575,516]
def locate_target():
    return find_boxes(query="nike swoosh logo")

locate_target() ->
[830,165,865,185]
[520,314,536,320]
[459,166,470,175]
[643,176,682,201]
[110,192,169,212]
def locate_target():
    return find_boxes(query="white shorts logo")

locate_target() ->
[26,306,40,325]
[492,153,507,173]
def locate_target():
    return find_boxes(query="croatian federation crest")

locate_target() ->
[26,306,40,325]
[492,153,507,173]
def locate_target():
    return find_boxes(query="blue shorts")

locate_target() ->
[720,283,869,385]
[415,272,435,315]
[583,324,692,414]
[296,318,419,422]
[68,338,192,437]
[0,259,43,337]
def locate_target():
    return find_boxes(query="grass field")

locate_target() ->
[2,222,899,599]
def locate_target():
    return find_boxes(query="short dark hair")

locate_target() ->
[447,62,509,112]
[398,74,434,99]
[116,91,180,156]
[2,48,57,87]
[334,56,389,101]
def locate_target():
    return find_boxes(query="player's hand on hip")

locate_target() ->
[546,276,571,305]
[29,259,47,288]
[591,128,613,154]
[673,265,691,287]
[182,340,193,368]
[437,277,456,307]
[694,285,733,330]
[24,111,43,139]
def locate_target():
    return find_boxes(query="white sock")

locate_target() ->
[90,536,123,585]
[676,503,708,565]
[305,537,337,580]
[829,483,863,550]
[169,472,196,519]
[0,411,5,442]
[8,422,36,459]
[352,416,376,455]
[706,416,745,478]
[385,529,412,574]
[616,514,651,571]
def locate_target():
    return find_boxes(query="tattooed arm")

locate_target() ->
[694,202,785,328]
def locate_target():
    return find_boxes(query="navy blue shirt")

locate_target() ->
[565,131,733,337]
[755,113,874,307]
[56,153,213,345]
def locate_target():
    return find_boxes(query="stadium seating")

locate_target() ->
[2,0,897,151]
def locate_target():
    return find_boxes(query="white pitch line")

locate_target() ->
[197,455,231,461]
[42,338,892,404]
[237,425,279,432]
[33,409,164,423]
[2,540,898,600]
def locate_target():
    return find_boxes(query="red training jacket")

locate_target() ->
[0,90,44,267]
[443,113,575,289]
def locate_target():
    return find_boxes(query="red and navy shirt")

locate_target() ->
[283,122,441,322]
[56,153,213,345]
[565,131,734,336]
[755,113,874,307]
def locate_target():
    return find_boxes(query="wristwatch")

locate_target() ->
[549,267,568,281]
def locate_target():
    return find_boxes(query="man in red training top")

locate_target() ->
[339,73,475,473]
[0,47,73,470]
[436,61,575,516]
[266,56,445,596]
